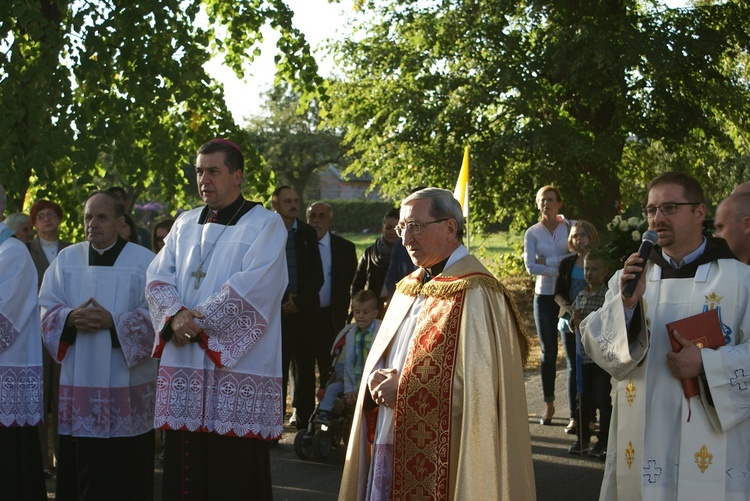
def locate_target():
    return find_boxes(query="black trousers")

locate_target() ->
[162,430,272,501]
[312,307,336,389]
[0,426,46,501]
[56,430,154,501]
[281,312,316,428]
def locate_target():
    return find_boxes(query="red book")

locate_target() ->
[666,308,726,400]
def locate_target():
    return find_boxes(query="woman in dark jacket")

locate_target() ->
[554,219,599,435]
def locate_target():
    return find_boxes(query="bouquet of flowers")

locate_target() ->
[602,214,649,264]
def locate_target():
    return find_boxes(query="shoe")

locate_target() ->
[589,442,607,460]
[539,404,555,425]
[564,419,577,435]
[314,411,332,424]
[289,411,298,426]
[568,439,590,455]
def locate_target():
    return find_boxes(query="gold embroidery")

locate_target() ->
[625,442,635,469]
[392,291,463,499]
[705,292,722,309]
[396,267,531,366]
[626,380,636,406]
[694,444,713,473]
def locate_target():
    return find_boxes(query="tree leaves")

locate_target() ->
[1,0,321,237]
[326,0,750,231]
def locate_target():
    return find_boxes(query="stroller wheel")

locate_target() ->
[313,430,333,459]
[294,429,312,458]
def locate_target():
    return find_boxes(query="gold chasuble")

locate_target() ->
[339,255,536,501]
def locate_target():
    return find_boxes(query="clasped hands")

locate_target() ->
[368,368,399,408]
[66,298,114,332]
[170,309,206,347]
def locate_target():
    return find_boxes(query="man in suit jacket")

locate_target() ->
[307,202,357,387]
[272,186,324,430]
[28,199,72,477]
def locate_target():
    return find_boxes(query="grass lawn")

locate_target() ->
[338,230,521,260]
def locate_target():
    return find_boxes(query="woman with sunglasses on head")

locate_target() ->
[524,186,576,426]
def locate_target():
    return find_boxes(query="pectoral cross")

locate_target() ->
[191,264,206,289]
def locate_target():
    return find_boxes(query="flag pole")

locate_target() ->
[453,146,470,252]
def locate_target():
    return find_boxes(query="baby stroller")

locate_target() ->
[294,328,354,460]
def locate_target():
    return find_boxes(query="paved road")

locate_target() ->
[44,369,604,500]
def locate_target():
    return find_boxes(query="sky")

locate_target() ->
[212,0,688,126]
[206,0,357,125]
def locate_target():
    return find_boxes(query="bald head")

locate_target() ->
[306,201,333,241]
[732,182,750,195]
[714,192,750,264]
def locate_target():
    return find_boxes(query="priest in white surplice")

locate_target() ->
[581,172,750,500]
[146,139,287,500]
[39,191,157,501]
[0,183,47,500]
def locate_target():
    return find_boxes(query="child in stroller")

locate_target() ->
[295,290,381,459]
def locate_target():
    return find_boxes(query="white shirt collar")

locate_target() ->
[319,231,331,247]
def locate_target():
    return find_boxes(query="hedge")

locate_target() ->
[324,199,397,233]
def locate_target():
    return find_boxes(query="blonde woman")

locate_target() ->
[523,186,575,425]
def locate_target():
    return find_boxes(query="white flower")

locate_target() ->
[631,230,641,241]
[627,217,640,228]
[619,221,630,232]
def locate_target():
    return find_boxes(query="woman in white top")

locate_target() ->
[523,186,574,425]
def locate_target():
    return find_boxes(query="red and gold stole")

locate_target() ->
[391,287,465,500]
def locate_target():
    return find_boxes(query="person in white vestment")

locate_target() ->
[581,172,750,500]
[0,183,47,500]
[146,139,288,500]
[39,191,157,501]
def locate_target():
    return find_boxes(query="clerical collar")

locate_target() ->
[661,237,707,269]
[89,236,127,266]
[199,196,257,225]
[652,237,734,279]
[422,257,450,284]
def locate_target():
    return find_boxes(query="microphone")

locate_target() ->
[622,229,658,298]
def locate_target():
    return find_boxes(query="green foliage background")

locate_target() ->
[326,0,750,234]
[1,0,323,239]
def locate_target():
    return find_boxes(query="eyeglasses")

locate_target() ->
[394,218,448,238]
[35,211,58,221]
[642,202,700,218]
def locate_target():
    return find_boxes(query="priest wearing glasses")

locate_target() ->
[339,188,536,500]
[146,139,288,500]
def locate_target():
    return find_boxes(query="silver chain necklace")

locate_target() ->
[191,200,246,289]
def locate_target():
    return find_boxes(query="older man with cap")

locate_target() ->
[340,188,535,501]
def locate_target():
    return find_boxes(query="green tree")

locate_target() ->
[1,0,323,236]
[328,0,750,230]
[245,84,344,200]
